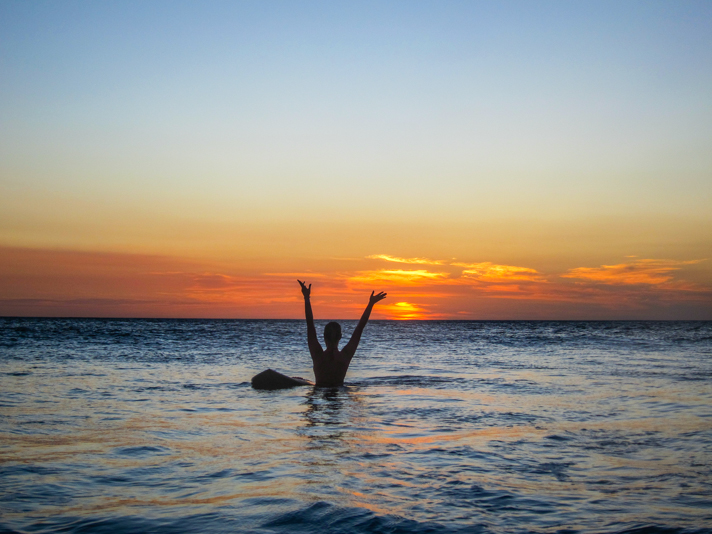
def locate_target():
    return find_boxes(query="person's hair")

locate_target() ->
[324,322,342,344]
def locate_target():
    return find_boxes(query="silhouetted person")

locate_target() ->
[298,280,386,387]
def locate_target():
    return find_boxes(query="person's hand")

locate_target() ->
[369,291,387,306]
[298,280,311,299]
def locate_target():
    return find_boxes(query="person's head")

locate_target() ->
[324,321,342,346]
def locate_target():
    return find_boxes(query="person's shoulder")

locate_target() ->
[309,345,325,358]
[337,347,356,360]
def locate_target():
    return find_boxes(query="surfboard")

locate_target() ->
[251,369,314,390]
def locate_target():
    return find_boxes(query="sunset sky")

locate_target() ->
[1,1,711,319]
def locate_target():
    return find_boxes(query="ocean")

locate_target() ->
[0,318,710,533]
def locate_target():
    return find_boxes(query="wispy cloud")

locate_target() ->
[369,255,545,282]
[263,272,327,278]
[367,254,446,265]
[561,259,703,286]
[457,262,545,282]
[350,269,449,285]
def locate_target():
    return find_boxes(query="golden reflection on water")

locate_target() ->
[359,425,542,446]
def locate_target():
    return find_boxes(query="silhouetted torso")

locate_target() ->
[311,346,353,387]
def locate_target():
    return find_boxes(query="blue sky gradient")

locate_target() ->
[1,1,711,318]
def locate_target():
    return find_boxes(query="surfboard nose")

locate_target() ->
[251,369,313,390]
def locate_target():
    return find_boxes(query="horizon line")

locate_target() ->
[2,316,709,322]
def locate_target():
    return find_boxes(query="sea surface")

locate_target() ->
[0,319,711,534]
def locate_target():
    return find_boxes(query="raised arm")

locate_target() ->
[298,280,323,358]
[342,291,387,358]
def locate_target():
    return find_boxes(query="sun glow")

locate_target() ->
[383,301,427,320]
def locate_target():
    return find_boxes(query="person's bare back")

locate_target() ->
[298,280,386,387]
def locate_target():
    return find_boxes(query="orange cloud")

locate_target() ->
[457,262,545,282]
[263,272,328,278]
[367,254,545,282]
[349,269,449,286]
[0,246,301,318]
[367,254,445,265]
[561,259,703,286]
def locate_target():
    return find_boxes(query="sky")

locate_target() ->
[1,0,711,319]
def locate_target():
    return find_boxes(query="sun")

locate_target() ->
[384,301,426,320]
